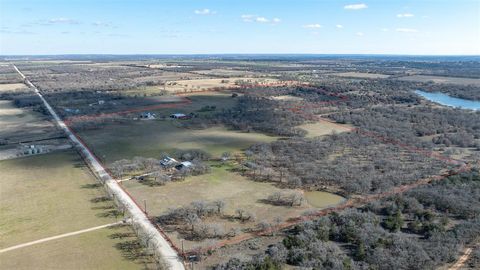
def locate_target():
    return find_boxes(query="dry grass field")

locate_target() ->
[397,75,480,86]
[0,150,155,269]
[298,120,354,138]
[271,95,304,101]
[0,150,119,248]
[191,69,260,77]
[0,83,28,92]
[0,225,155,270]
[79,121,276,164]
[331,72,391,79]
[165,77,279,93]
[0,100,60,143]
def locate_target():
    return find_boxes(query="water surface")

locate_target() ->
[304,191,345,208]
[415,90,480,110]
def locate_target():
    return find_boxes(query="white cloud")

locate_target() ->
[303,24,322,29]
[344,3,368,10]
[194,8,216,15]
[241,15,280,24]
[381,28,389,32]
[336,24,344,29]
[397,13,414,18]
[396,28,418,33]
[48,18,79,24]
[256,17,269,23]
[92,21,113,27]
[356,32,364,36]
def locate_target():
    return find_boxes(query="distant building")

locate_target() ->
[64,108,80,114]
[170,113,187,119]
[140,112,156,119]
[160,156,178,167]
[175,161,193,170]
[98,100,105,105]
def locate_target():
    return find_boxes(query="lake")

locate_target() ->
[304,191,345,208]
[415,90,480,110]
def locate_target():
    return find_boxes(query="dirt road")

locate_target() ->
[13,65,185,270]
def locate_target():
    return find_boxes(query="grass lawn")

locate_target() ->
[0,150,120,248]
[0,225,155,270]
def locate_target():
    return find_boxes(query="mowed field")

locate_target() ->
[0,150,152,269]
[397,75,480,86]
[122,164,344,250]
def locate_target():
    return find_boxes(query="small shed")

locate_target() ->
[175,161,193,170]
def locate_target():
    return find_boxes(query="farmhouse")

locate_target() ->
[160,156,178,167]
[170,113,187,119]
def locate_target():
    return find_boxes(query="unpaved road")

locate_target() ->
[448,245,475,270]
[13,65,185,270]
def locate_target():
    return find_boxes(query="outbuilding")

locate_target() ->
[175,161,193,170]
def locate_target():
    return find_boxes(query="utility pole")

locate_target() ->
[144,199,147,215]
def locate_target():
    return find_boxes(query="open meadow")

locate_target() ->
[330,72,391,79]
[0,150,120,247]
[397,74,480,86]
[79,121,276,164]
[77,92,276,163]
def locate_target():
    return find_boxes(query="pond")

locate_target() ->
[304,191,345,208]
[415,90,480,110]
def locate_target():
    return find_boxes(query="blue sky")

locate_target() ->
[1,0,479,55]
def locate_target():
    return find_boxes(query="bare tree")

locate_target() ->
[185,213,199,231]
[213,200,226,215]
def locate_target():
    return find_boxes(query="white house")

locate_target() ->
[170,113,187,119]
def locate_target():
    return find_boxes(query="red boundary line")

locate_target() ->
[59,81,471,260]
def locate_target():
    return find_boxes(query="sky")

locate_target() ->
[0,0,479,55]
